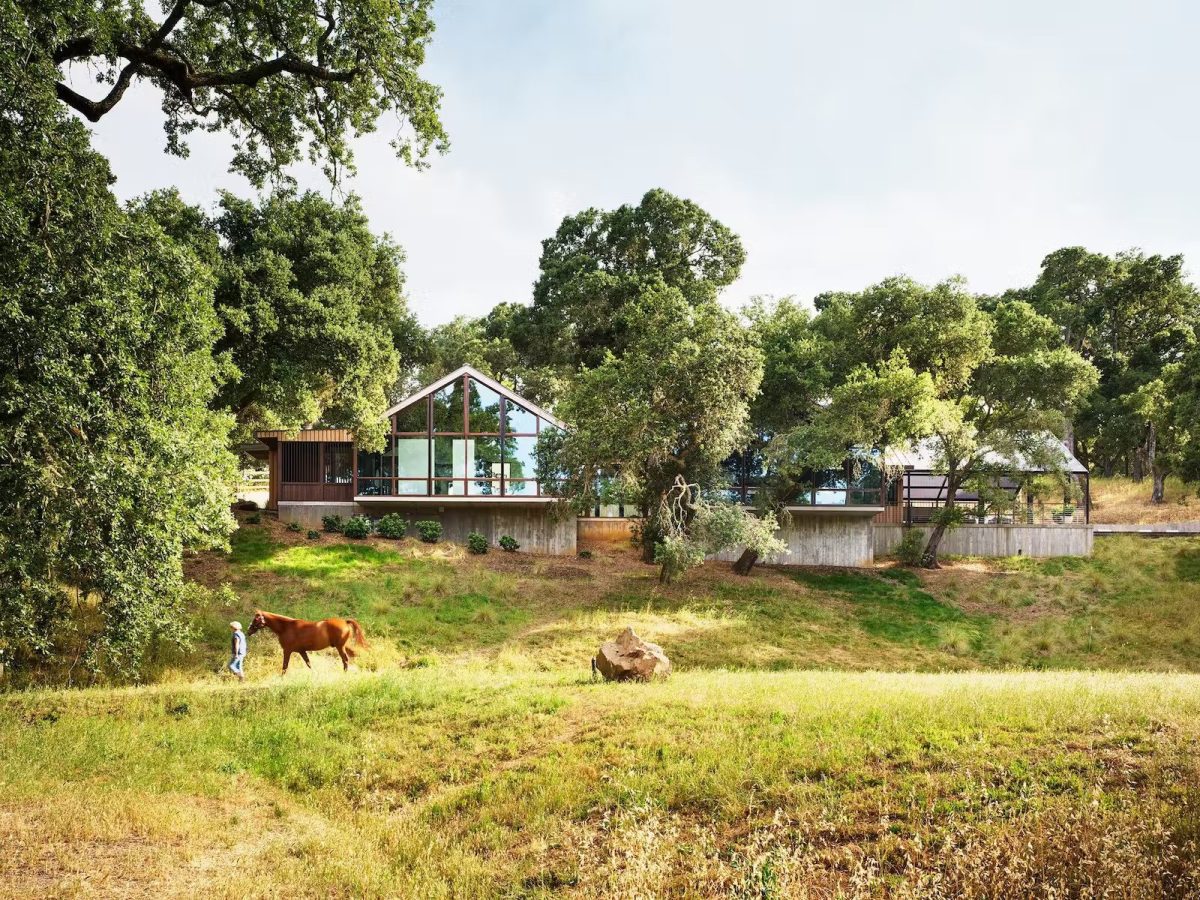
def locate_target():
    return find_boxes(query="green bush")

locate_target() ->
[321,514,344,533]
[466,532,488,554]
[376,513,407,539]
[578,549,593,559]
[415,520,442,543]
[245,512,262,525]
[286,521,302,532]
[343,516,373,539]
[306,530,321,540]
[894,529,927,566]
[498,535,520,552]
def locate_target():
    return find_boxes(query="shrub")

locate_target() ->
[321,514,344,533]
[466,532,488,554]
[578,549,593,559]
[415,520,442,543]
[234,499,258,511]
[894,528,927,566]
[286,521,302,532]
[498,535,520,552]
[376,513,407,540]
[343,515,372,539]
[306,530,321,540]
[654,535,705,584]
[245,512,262,525]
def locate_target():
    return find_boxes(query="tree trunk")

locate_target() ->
[732,548,759,576]
[921,471,961,569]
[1131,446,1144,482]
[1151,470,1166,505]
[1063,419,1076,459]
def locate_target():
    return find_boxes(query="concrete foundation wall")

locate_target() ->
[873,524,1093,558]
[328,502,578,555]
[277,502,361,530]
[713,512,877,568]
[577,518,637,546]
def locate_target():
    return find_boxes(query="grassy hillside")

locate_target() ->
[5,521,1200,896]
[2,669,1198,897]
[161,518,1200,680]
[1090,475,1198,524]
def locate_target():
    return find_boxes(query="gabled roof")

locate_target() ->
[886,434,1088,475]
[383,364,566,430]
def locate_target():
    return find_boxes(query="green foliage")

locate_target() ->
[893,530,927,567]
[375,514,408,540]
[466,533,488,555]
[286,521,302,533]
[245,513,263,525]
[322,514,345,533]
[577,549,592,559]
[415,520,442,543]
[343,516,373,539]
[16,0,447,186]
[143,190,419,448]
[693,500,787,561]
[0,107,236,678]
[498,535,520,553]
[653,536,706,585]
[518,189,746,371]
[306,530,321,541]
[541,283,763,567]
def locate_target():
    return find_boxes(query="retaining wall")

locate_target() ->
[713,511,878,567]
[278,501,577,555]
[577,518,638,546]
[872,524,1093,558]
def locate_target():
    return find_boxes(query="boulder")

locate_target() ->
[594,627,671,682]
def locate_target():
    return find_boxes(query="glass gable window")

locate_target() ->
[355,371,551,498]
[722,448,884,506]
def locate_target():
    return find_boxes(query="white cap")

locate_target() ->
[230,621,242,630]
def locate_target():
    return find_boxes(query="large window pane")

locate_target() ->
[469,479,500,496]
[468,378,502,433]
[504,479,535,496]
[356,437,394,478]
[433,479,464,496]
[282,443,320,482]
[394,479,428,495]
[503,436,538,480]
[394,438,429,478]
[394,400,427,433]
[468,436,502,479]
[504,399,538,434]
[357,478,392,496]
[432,379,464,432]
[433,437,466,478]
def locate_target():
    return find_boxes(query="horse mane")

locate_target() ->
[259,610,298,622]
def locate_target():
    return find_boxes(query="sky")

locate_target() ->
[81,0,1200,326]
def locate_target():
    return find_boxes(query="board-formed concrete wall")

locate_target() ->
[873,524,1093,558]
[577,518,637,546]
[278,502,577,555]
[712,511,877,568]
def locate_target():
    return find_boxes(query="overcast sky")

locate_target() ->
[83,0,1200,326]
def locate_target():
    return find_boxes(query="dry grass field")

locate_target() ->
[1089,475,1198,524]
[3,516,1200,897]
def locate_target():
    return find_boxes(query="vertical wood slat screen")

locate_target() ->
[281,442,320,483]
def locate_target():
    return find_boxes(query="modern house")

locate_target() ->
[255,365,1093,562]
[254,366,575,553]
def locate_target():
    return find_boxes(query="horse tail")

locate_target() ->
[346,618,369,649]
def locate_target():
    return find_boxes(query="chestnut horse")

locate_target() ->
[248,610,368,674]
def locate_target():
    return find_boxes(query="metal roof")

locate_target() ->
[885,435,1088,475]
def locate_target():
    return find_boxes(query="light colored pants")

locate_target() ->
[228,654,245,677]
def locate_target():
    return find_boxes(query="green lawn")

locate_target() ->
[4,523,1200,896]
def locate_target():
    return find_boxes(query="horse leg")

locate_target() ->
[299,650,312,669]
[336,642,350,671]
[282,650,292,675]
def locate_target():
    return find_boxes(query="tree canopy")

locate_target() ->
[516,189,746,371]
[0,115,236,677]
[19,0,448,184]
[141,189,421,449]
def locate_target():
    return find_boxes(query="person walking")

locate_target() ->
[228,620,247,682]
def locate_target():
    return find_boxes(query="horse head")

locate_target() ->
[248,611,268,635]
